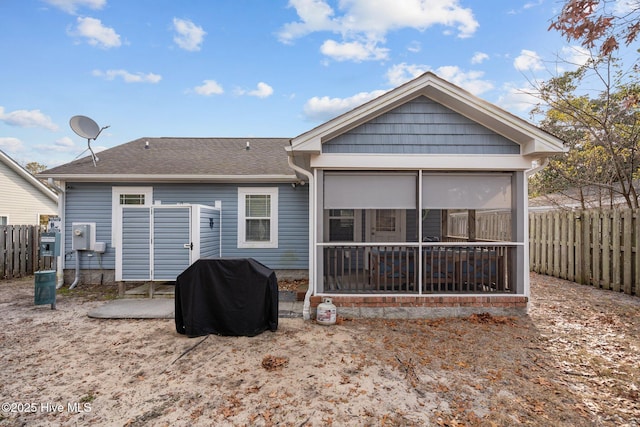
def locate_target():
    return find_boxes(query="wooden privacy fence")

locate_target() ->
[1,225,54,279]
[529,209,639,297]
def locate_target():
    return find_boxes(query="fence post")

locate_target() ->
[623,209,633,294]
[592,211,601,288]
[635,209,640,297]
[576,211,584,284]
[612,210,621,292]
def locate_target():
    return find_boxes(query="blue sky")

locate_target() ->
[0,0,602,167]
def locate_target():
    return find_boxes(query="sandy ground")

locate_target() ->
[0,273,639,427]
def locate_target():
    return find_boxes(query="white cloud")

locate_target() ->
[386,63,493,95]
[92,69,162,83]
[514,49,544,71]
[0,137,24,152]
[278,0,479,62]
[523,0,543,9]
[248,82,274,98]
[235,82,275,98]
[386,62,429,86]
[495,83,540,113]
[407,41,421,53]
[0,106,58,131]
[42,0,105,14]
[303,89,387,121]
[434,66,494,95]
[614,0,636,14]
[172,18,206,51]
[71,16,121,48]
[35,136,78,152]
[54,136,76,150]
[320,39,389,61]
[471,52,489,64]
[193,80,224,96]
[559,45,592,67]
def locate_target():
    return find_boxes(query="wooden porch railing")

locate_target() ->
[322,243,514,294]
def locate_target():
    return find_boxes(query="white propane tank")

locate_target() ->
[316,297,337,325]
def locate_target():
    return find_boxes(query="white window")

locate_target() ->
[238,187,278,248]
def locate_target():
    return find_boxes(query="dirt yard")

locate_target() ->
[0,273,639,426]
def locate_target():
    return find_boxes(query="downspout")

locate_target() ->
[69,251,81,289]
[49,178,66,289]
[525,157,549,177]
[287,151,315,320]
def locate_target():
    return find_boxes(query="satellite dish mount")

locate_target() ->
[69,115,109,167]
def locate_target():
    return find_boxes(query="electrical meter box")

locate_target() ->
[40,232,60,257]
[72,223,95,250]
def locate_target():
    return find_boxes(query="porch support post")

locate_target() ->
[468,209,476,241]
[315,170,324,294]
[513,171,527,295]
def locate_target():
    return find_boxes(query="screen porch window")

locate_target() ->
[328,209,355,241]
[238,188,278,248]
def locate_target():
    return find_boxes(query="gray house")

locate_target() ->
[40,72,565,319]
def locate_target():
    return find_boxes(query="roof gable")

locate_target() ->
[289,72,565,156]
[0,150,58,202]
[323,96,521,155]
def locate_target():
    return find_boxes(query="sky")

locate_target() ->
[0,0,612,168]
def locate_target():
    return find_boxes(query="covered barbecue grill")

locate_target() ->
[175,258,278,337]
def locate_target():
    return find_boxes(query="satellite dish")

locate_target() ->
[69,115,100,139]
[69,115,109,167]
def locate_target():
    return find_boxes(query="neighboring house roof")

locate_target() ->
[289,72,567,157]
[39,137,298,183]
[529,183,631,211]
[0,150,58,202]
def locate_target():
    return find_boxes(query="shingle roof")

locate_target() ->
[39,137,298,182]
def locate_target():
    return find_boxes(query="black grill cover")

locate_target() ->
[175,258,278,337]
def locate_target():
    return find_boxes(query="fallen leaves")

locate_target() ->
[261,354,289,371]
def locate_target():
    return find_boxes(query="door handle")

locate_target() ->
[183,243,193,250]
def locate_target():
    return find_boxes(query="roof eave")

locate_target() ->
[36,174,300,183]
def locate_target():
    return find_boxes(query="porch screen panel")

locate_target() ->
[422,173,512,209]
[324,172,416,209]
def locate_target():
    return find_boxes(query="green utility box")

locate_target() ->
[35,270,56,309]
[40,232,60,257]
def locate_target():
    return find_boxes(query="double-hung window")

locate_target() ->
[238,187,278,248]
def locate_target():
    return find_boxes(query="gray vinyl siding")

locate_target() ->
[64,182,308,272]
[151,183,309,269]
[200,206,221,258]
[323,96,520,155]
[122,207,150,280]
[153,207,191,280]
[64,183,114,269]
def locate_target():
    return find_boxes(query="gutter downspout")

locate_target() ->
[49,178,65,289]
[287,152,315,320]
[525,157,549,177]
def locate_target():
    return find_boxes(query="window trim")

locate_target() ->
[237,187,278,249]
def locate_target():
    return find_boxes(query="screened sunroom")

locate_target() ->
[317,170,525,295]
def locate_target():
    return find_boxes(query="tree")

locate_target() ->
[529,55,640,209]
[24,161,47,175]
[550,0,640,61]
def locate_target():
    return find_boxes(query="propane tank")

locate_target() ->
[316,297,337,325]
